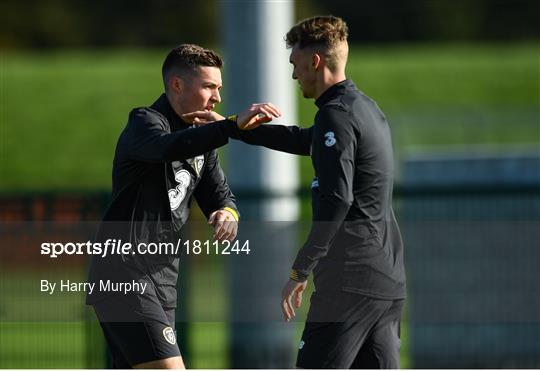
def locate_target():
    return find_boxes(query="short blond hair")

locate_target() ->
[285,15,348,71]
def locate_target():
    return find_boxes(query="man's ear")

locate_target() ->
[169,75,184,94]
[311,53,322,71]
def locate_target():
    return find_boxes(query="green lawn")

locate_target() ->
[0,266,411,368]
[0,322,87,368]
[0,43,537,368]
[1,43,538,191]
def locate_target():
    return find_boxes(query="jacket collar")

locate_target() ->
[151,93,191,132]
[315,79,356,108]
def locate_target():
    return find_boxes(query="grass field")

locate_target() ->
[0,43,537,368]
[0,265,411,368]
[1,43,538,191]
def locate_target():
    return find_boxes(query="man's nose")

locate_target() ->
[212,90,221,104]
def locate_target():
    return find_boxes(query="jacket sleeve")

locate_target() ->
[230,124,313,156]
[193,150,238,219]
[291,106,357,281]
[120,109,238,163]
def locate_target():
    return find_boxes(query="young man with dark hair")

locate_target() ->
[86,44,281,369]
[187,16,406,368]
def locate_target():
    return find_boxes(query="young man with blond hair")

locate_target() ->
[280,16,406,368]
[281,16,407,368]
[189,15,406,368]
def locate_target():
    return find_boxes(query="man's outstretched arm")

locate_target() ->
[235,124,313,156]
[183,109,312,156]
[122,103,281,163]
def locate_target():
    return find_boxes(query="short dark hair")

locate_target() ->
[285,15,348,70]
[162,44,223,89]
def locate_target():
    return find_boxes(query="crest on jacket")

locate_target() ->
[186,155,205,177]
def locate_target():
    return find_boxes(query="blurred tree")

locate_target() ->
[0,0,219,48]
[309,0,540,42]
[0,0,538,48]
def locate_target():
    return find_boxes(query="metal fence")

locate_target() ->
[1,155,539,368]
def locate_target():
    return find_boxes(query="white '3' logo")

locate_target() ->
[324,131,336,147]
[168,170,191,211]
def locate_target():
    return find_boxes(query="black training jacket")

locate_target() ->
[234,80,406,300]
[86,94,239,307]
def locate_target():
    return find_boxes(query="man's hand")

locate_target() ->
[237,103,282,130]
[208,209,238,242]
[182,110,225,125]
[281,278,307,322]
[182,103,282,130]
